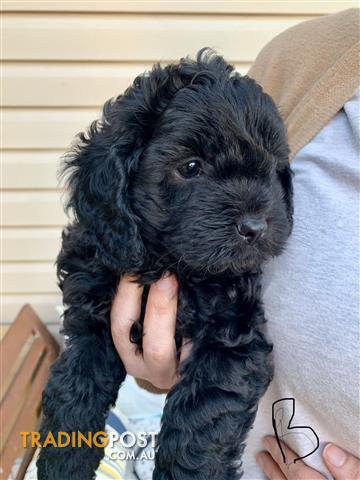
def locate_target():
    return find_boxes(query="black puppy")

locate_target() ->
[37,48,293,480]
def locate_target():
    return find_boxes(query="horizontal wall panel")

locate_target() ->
[2,1,357,14]
[3,13,307,62]
[3,62,250,107]
[2,151,61,189]
[3,109,98,149]
[0,294,63,326]
[2,262,59,294]
[2,192,67,226]
[3,63,152,108]
[2,228,62,261]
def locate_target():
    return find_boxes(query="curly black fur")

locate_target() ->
[37,48,293,480]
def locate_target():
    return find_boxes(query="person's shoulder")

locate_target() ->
[249,8,359,91]
[248,9,360,158]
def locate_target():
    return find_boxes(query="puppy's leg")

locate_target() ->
[37,329,125,480]
[153,326,273,480]
[37,240,126,479]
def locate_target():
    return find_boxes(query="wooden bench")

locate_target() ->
[0,305,59,480]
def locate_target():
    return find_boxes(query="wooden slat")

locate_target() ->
[0,356,49,479]
[2,151,60,189]
[3,13,308,62]
[0,348,57,479]
[2,1,357,14]
[1,316,39,384]
[3,62,250,107]
[2,263,59,294]
[0,306,59,479]
[2,108,98,149]
[1,294,63,324]
[1,336,45,447]
[2,228,62,261]
[2,192,67,226]
[0,305,59,392]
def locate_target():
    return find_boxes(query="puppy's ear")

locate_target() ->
[62,71,172,272]
[277,162,294,222]
[241,78,294,222]
[61,109,145,271]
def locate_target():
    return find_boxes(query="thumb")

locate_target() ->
[323,444,359,480]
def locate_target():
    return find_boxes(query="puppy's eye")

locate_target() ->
[177,160,202,179]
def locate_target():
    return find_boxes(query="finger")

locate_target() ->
[263,436,325,479]
[161,337,192,389]
[323,444,360,480]
[110,274,147,375]
[143,274,178,388]
[180,337,192,363]
[256,452,287,480]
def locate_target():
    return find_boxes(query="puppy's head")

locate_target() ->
[64,49,293,276]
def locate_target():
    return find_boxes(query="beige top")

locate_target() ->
[136,8,360,395]
[249,8,360,159]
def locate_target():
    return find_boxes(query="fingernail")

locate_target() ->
[156,273,177,297]
[324,444,347,467]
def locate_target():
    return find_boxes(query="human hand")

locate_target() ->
[111,273,191,390]
[256,436,359,479]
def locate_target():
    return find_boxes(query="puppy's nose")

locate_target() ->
[236,217,267,244]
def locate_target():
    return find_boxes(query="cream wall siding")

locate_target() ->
[1,1,356,328]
